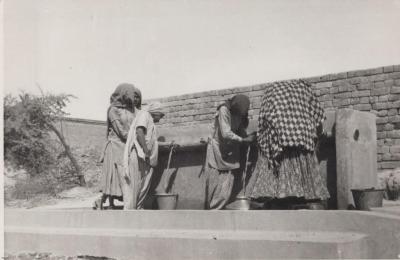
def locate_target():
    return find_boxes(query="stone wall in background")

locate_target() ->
[61,64,400,170]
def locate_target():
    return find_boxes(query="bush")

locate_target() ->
[4,91,87,204]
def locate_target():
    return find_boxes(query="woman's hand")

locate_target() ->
[123,167,130,184]
[242,134,256,143]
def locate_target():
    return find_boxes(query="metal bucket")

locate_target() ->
[225,196,251,210]
[351,188,384,211]
[154,193,178,210]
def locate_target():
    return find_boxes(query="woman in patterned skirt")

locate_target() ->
[249,80,329,208]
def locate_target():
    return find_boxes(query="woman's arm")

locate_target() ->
[218,106,255,143]
[218,106,243,142]
[122,123,136,180]
[136,126,150,157]
[109,107,129,142]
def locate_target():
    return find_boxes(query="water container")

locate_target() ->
[351,188,384,210]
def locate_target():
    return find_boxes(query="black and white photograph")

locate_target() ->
[2,0,400,259]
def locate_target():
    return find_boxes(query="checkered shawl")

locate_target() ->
[257,79,324,168]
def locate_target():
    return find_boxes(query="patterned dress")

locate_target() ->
[250,80,329,200]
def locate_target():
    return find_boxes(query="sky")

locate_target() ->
[4,0,400,120]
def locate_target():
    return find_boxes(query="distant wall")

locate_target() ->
[59,64,400,170]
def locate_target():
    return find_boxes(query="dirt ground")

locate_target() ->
[5,186,101,209]
[4,252,116,260]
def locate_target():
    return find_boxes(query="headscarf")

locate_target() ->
[110,83,137,110]
[143,101,163,113]
[257,79,324,170]
[218,94,250,117]
[133,87,142,109]
[106,83,140,137]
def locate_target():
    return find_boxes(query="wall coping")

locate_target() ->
[143,64,400,104]
[63,64,399,124]
[61,117,106,126]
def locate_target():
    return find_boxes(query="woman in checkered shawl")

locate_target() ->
[249,80,330,207]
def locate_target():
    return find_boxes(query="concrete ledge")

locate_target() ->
[5,209,400,259]
[5,227,368,259]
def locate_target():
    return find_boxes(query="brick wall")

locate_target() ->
[62,64,400,170]
[57,118,106,152]
[145,64,400,170]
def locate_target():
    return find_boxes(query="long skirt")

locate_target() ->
[249,149,330,200]
[205,167,235,210]
[100,141,123,198]
[122,148,153,209]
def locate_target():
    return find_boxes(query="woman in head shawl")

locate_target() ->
[205,94,256,209]
[122,102,164,209]
[94,83,141,209]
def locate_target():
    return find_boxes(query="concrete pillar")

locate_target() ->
[335,109,377,209]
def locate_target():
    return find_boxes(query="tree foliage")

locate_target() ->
[4,91,85,185]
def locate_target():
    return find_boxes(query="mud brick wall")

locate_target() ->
[61,64,400,170]
[145,64,400,170]
[57,118,106,152]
